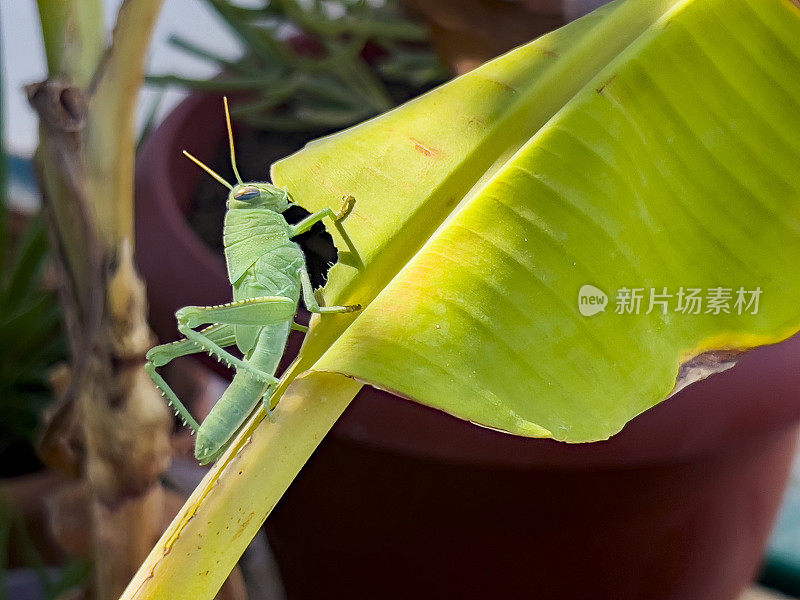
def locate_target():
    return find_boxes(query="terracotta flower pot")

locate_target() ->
[135,92,800,600]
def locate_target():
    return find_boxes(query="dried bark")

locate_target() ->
[28,2,172,598]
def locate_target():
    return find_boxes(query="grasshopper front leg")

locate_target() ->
[299,267,362,314]
[290,196,363,269]
[291,321,309,333]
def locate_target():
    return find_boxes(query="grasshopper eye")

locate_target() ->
[234,186,260,201]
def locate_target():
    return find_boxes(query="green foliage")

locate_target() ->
[148,0,448,130]
[0,22,65,474]
[0,208,65,474]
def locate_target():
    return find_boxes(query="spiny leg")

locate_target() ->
[299,267,362,314]
[144,324,236,433]
[290,196,363,269]
[175,296,297,384]
[145,362,201,432]
[148,323,236,367]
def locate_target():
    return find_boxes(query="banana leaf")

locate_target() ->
[123,0,800,597]
[273,0,800,441]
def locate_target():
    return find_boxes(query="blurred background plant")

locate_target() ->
[21,1,174,599]
[0,30,65,480]
[0,495,92,600]
[0,189,65,479]
[0,24,91,600]
[148,0,448,131]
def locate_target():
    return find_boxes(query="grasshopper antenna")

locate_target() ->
[223,97,243,185]
[183,150,232,190]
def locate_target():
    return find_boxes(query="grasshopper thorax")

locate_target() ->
[229,183,292,212]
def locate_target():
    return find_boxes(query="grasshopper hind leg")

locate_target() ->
[145,323,237,433]
[174,296,297,385]
[145,361,200,432]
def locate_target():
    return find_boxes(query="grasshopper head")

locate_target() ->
[229,183,292,212]
[182,99,295,215]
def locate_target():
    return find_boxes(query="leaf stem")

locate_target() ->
[120,374,361,600]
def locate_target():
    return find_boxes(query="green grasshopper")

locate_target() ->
[145,98,361,465]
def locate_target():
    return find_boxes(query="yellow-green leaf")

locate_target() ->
[274,0,800,441]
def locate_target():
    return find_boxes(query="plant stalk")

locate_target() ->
[30,2,171,598]
[121,374,361,600]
